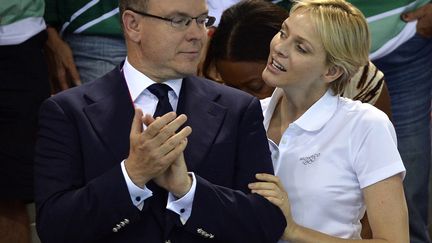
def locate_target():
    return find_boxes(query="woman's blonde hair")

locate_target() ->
[291,0,370,94]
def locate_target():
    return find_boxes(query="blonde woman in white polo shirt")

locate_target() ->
[248,0,409,242]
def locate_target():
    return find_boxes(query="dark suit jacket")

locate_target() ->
[35,66,286,243]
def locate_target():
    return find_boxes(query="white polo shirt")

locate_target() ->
[261,88,405,240]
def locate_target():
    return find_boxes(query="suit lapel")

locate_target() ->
[82,73,227,234]
[82,67,134,163]
[177,77,227,171]
[83,67,167,230]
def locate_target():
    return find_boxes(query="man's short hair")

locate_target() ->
[119,0,149,26]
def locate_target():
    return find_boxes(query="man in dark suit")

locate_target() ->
[34,0,286,242]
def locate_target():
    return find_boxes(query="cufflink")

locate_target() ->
[197,228,215,239]
[112,218,130,233]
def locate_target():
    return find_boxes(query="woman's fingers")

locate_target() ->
[256,173,285,189]
[249,173,290,208]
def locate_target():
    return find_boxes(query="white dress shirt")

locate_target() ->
[120,58,196,224]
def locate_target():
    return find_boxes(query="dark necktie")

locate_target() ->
[147,83,173,118]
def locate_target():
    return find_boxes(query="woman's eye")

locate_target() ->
[296,44,307,53]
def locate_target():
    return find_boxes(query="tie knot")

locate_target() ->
[147,83,172,100]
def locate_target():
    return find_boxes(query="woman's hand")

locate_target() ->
[248,173,295,240]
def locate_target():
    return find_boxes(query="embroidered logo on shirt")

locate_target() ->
[300,153,320,165]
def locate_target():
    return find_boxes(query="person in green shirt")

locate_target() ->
[0,1,50,242]
[44,0,127,90]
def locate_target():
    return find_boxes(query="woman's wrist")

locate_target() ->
[282,218,300,241]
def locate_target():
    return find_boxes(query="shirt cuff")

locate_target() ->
[166,172,196,225]
[121,160,153,210]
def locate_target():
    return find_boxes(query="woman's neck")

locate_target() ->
[267,87,327,145]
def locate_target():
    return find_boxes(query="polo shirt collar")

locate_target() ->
[264,88,338,132]
[295,89,338,132]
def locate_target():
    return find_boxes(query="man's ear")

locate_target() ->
[323,65,343,84]
[122,10,141,43]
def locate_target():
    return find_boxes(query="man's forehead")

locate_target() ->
[147,0,208,15]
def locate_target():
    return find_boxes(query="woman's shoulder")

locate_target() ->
[337,97,392,130]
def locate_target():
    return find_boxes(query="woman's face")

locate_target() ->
[262,11,331,92]
[216,60,275,99]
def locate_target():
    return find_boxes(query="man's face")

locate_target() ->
[134,0,209,82]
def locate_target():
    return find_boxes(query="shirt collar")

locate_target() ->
[263,88,338,132]
[263,88,284,130]
[295,89,338,131]
[123,58,182,102]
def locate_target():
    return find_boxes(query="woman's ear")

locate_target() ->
[323,65,343,83]
[122,10,141,43]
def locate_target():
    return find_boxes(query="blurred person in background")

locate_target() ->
[0,1,50,242]
[44,0,126,92]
